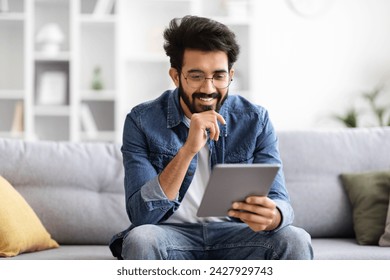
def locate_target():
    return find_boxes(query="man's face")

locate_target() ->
[171,49,234,117]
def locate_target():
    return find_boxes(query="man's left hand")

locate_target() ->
[228,196,281,232]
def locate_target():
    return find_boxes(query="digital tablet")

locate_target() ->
[196,163,280,217]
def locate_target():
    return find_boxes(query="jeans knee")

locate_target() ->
[122,225,166,259]
[289,226,312,246]
[274,226,313,260]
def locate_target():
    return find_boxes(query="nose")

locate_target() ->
[200,78,215,93]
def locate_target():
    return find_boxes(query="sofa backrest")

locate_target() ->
[278,127,390,238]
[2,127,390,242]
[0,138,128,245]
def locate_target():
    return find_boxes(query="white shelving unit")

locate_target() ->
[0,0,120,142]
[0,0,253,143]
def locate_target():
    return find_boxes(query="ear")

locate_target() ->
[229,68,235,81]
[169,68,180,87]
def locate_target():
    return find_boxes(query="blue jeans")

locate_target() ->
[121,222,313,260]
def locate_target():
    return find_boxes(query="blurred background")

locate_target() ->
[1,0,390,143]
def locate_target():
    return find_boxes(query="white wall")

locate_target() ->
[250,0,390,130]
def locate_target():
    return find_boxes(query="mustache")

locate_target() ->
[192,92,221,99]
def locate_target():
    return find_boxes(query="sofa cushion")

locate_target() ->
[0,139,129,245]
[340,170,390,245]
[0,176,59,257]
[379,194,390,246]
[312,238,390,260]
[8,245,115,260]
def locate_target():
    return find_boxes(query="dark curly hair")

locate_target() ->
[163,15,240,71]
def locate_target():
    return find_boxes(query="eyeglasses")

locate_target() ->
[182,72,232,89]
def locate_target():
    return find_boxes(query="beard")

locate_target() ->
[178,81,228,114]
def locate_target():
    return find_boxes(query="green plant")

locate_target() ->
[362,85,390,126]
[91,66,103,91]
[335,83,390,127]
[334,108,359,128]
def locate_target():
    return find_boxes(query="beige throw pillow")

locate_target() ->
[0,176,59,257]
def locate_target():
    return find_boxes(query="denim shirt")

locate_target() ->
[109,88,294,259]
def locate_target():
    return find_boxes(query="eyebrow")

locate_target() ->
[187,69,228,74]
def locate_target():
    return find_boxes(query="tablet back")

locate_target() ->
[196,163,280,217]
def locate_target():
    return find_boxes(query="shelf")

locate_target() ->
[0,90,24,99]
[34,52,71,61]
[0,131,25,139]
[34,105,71,116]
[0,13,25,21]
[80,90,116,101]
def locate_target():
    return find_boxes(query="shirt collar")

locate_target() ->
[167,88,184,129]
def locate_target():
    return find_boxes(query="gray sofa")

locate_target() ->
[1,127,390,259]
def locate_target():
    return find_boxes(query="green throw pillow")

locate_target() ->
[379,194,390,246]
[340,170,390,245]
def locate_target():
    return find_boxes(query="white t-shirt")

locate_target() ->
[164,116,229,223]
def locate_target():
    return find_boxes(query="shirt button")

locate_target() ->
[188,171,194,176]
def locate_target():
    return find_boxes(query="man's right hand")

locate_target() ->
[159,110,225,200]
[182,111,226,155]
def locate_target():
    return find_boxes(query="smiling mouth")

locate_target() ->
[195,93,219,103]
[199,97,214,102]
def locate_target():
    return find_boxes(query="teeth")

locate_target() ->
[200,98,213,102]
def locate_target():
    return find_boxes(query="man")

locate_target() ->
[109,15,313,260]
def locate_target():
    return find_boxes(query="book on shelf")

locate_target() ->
[80,103,98,139]
[11,101,23,137]
[93,0,115,16]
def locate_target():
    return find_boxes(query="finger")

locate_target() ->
[204,116,220,141]
[228,209,273,225]
[231,201,274,217]
[240,214,273,226]
[245,196,276,209]
[231,201,260,214]
[212,120,220,141]
[216,113,226,125]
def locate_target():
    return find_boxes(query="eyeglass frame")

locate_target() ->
[180,70,233,90]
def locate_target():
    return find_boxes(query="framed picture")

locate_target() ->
[37,71,67,105]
